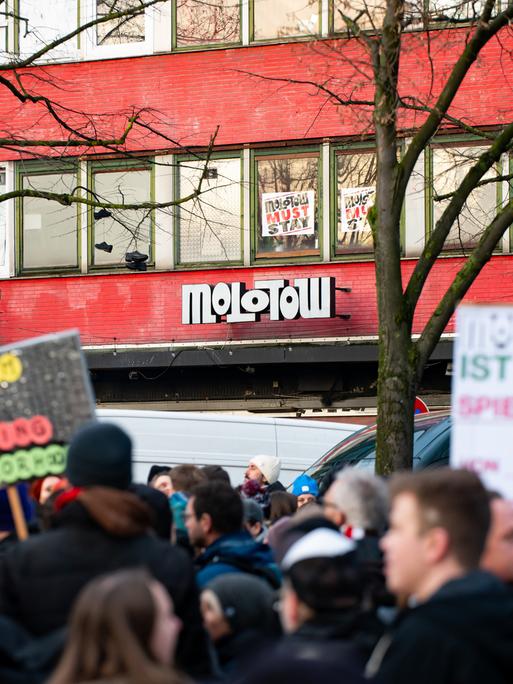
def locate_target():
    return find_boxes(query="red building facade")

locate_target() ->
[0,2,511,412]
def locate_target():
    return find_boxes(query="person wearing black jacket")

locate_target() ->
[0,421,211,679]
[367,468,513,684]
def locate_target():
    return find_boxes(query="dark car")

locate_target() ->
[305,411,451,491]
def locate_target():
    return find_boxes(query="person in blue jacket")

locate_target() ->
[185,481,280,590]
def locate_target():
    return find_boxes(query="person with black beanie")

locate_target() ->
[0,420,212,679]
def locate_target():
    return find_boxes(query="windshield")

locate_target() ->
[305,411,450,482]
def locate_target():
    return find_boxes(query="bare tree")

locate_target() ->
[241,0,513,472]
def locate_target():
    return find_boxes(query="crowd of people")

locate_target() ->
[0,419,512,683]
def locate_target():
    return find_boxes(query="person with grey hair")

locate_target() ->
[323,468,392,631]
[323,469,389,539]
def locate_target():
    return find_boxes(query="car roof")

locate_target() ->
[306,410,451,481]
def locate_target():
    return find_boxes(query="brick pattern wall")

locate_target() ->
[1,256,511,347]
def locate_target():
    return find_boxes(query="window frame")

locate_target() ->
[175,150,244,268]
[16,161,81,275]
[250,0,322,44]
[87,157,155,271]
[426,136,504,255]
[251,146,323,264]
[81,0,155,60]
[331,142,377,261]
[171,0,242,51]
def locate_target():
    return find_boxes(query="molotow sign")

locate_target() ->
[182,277,336,324]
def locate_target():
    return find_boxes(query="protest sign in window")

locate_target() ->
[336,151,376,255]
[175,0,240,46]
[178,157,242,264]
[256,153,319,259]
[253,0,320,41]
[333,0,386,32]
[431,145,501,252]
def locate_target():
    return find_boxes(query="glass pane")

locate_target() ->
[253,0,319,40]
[19,0,78,58]
[92,168,151,266]
[178,158,242,263]
[432,146,498,251]
[429,0,485,22]
[334,0,386,32]
[97,0,145,45]
[22,173,78,270]
[0,168,5,268]
[176,0,240,46]
[256,155,319,258]
[337,152,376,254]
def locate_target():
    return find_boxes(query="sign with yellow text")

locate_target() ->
[0,331,95,486]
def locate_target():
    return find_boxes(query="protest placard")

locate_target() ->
[261,190,315,237]
[451,304,513,497]
[0,330,95,489]
[340,186,375,234]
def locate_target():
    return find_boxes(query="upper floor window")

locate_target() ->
[90,161,153,268]
[253,0,320,41]
[255,150,320,259]
[177,155,242,264]
[333,0,385,32]
[18,165,79,273]
[17,0,79,60]
[430,144,501,251]
[96,0,145,45]
[336,149,376,255]
[175,0,240,48]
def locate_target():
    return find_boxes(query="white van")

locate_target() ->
[96,409,360,487]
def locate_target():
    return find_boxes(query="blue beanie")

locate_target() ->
[0,484,34,532]
[292,474,319,498]
[66,421,132,490]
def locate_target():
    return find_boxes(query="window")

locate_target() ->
[177,156,242,264]
[336,150,376,255]
[0,167,6,270]
[429,0,485,23]
[96,0,145,45]
[255,151,320,259]
[19,168,79,272]
[333,0,385,32]
[175,0,240,47]
[431,145,500,251]
[90,162,153,267]
[253,0,320,41]
[17,0,79,59]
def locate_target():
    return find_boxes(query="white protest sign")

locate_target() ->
[451,304,513,496]
[261,191,315,237]
[340,187,375,234]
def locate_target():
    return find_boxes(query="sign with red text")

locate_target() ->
[340,187,375,235]
[451,304,513,496]
[0,331,95,487]
[261,191,315,237]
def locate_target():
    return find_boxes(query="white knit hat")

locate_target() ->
[281,528,355,571]
[249,454,281,485]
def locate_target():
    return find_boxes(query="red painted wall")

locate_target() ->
[0,27,511,160]
[1,256,512,347]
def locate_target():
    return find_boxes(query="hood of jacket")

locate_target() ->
[197,530,275,568]
[54,486,153,538]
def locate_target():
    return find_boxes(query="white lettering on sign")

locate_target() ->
[182,277,336,325]
[451,305,513,498]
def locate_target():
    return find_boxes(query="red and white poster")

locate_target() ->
[262,191,315,237]
[340,186,375,234]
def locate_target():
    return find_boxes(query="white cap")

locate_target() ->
[249,454,281,485]
[281,528,356,571]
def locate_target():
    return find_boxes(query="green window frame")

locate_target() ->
[16,161,80,275]
[331,144,377,258]
[426,138,504,254]
[251,0,321,43]
[175,151,244,268]
[251,146,322,263]
[88,158,155,270]
[172,0,242,50]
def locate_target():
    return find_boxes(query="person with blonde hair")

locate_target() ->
[49,569,185,684]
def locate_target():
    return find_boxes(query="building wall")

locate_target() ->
[1,255,510,348]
